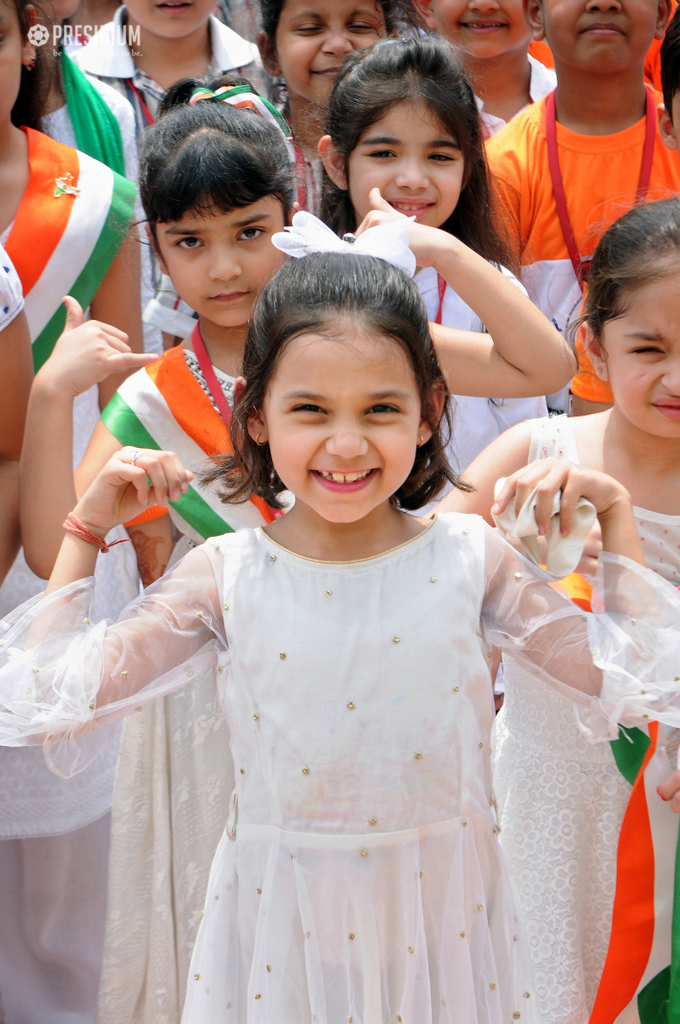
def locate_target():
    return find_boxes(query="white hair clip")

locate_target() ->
[272,211,417,278]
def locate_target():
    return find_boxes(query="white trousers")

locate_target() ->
[0,814,111,1024]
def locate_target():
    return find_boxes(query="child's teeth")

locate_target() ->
[320,470,371,483]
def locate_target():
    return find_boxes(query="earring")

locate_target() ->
[417,435,425,448]
[255,434,266,446]
[23,58,35,70]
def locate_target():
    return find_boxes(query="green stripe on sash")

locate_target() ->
[638,966,670,1023]
[101,392,234,540]
[670,833,680,1023]
[32,172,136,370]
[610,726,651,786]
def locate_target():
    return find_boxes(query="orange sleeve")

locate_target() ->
[570,326,614,403]
[124,505,170,527]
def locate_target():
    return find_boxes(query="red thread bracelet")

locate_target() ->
[63,513,132,554]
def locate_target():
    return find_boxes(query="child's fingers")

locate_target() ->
[657,771,680,812]
[105,352,156,374]
[62,295,84,331]
[119,448,192,507]
[88,322,130,345]
[368,187,394,213]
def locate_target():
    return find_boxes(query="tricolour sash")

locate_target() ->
[554,574,680,1023]
[5,128,136,370]
[101,345,275,542]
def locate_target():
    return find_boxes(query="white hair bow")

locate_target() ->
[272,211,417,278]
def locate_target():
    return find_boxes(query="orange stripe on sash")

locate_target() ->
[589,721,659,1024]
[5,129,79,297]
[147,347,276,524]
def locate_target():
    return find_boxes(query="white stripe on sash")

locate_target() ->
[25,152,114,340]
[116,369,266,536]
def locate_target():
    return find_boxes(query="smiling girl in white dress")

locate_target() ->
[1,214,680,1024]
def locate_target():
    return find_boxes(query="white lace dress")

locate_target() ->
[492,415,680,1024]
[1,513,679,1023]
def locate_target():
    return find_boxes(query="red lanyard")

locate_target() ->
[127,80,155,127]
[293,141,309,212]
[545,86,656,290]
[435,273,446,325]
[191,323,233,430]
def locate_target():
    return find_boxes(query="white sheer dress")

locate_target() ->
[1,513,679,1024]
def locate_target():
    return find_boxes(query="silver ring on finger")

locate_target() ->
[130,449,142,467]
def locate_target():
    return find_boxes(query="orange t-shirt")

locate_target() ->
[487,89,680,403]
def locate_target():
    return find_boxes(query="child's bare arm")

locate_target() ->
[90,231,145,409]
[0,309,32,582]
[357,189,576,398]
[20,300,153,578]
[126,515,175,586]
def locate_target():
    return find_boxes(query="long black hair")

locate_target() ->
[584,197,680,342]
[322,36,513,269]
[8,0,53,130]
[139,75,296,237]
[207,252,471,510]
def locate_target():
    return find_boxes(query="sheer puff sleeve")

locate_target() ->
[0,542,227,777]
[480,521,680,743]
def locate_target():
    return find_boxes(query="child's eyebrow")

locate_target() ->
[232,212,273,228]
[625,329,666,341]
[283,388,412,401]
[360,135,459,149]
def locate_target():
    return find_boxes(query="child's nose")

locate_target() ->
[395,159,430,189]
[322,29,354,55]
[584,0,623,12]
[468,0,502,13]
[208,253,242,281]
[325,430,369,458]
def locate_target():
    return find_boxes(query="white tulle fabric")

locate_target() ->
[272,211,417,278]
[1,514,680,1023]
[492,414,680,1024]
[0,386,140,838]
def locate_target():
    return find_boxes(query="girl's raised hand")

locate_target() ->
[354,188,450,268]
[491,458,633,538]
[37,296,156,398]
[72,447,193,537]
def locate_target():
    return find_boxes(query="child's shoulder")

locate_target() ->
[486,97,548,164]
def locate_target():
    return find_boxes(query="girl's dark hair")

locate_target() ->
[8,0,54,130]
[259,0,412,43]
[139,75,296,236]
[584,198,680,340]
[208,252,471,510]
[322,36,513,269]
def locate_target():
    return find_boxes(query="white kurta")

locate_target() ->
[1,514,679,1023]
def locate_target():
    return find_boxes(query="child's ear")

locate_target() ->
[523,0,546,41]
[257,31,281,77]
[318,136,348,190]
[658,102,679,151]
[21,4,37,67]
[247,410,268,445]
[583,325,609,382]
[420,381,446,441]
[654,0,671,39]
[411,0,437,30]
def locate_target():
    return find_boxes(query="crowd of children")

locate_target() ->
[1,0,680,1019]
